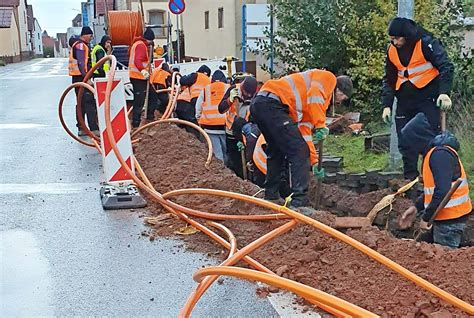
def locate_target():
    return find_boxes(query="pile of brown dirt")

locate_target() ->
[134,125,474,317]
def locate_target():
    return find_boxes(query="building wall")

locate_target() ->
[33,18,43,56]
[182,0,237,59]
[0,10,21,62]
[131,0,177,49]
[17,0,30,53]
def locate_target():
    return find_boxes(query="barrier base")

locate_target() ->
[100,184,147,210]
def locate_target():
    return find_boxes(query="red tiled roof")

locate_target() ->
[0,7,13,27]
[0,0,20,7]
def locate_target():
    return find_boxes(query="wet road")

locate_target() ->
[0,59,289,317]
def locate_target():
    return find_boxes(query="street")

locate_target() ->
[0,58,305,317]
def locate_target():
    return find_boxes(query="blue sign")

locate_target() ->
[168,0,185,15]
[81,2,89,27]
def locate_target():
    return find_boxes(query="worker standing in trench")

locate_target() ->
[218,76,258,178]
[250,69,352,215]
[195,70,229,163]
[398,113,472,248]
[149,62,172,115]
[128,27,156,127]
[68,26,99,137]
[381,17,454,180]
[177,65,212,137]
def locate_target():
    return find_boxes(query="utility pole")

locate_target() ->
[389,0,414,170]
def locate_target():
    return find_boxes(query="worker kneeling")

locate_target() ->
[398,113,471,248]
[250,69,353,214]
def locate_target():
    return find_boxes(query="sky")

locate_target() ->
[28,0,83,36]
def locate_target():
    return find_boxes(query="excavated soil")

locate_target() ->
[134,124,474,317]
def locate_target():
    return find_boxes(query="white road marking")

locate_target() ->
[0,183,99,194]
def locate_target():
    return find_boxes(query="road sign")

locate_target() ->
[168,0,185,15]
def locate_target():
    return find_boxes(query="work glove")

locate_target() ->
[382,107,391,125]
[436,94,452,111]
[312,166,325,180]
[141,69,150,80]
[312,127,329,143]
[237,141,245,152]
[229,88,240,103]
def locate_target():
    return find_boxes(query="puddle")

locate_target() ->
[0,230,54,316]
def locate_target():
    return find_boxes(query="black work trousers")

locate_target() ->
[131,78,157,127]
[396,96,440,180]
[225,134,244,178]
[250,95,310,207]
[175,98,200,139]
[72,76,99,131]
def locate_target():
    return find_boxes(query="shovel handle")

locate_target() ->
[314,140,324,209]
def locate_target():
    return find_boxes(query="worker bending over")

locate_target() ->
[128,28,155,127]
[250,69,352,213]
[150,62,172,114]
[398,113,471,248]
[68,26,99,137]
[195,70,229,162]
[218,76,258,178]
[178,65,211,128]
[381,17,454,180]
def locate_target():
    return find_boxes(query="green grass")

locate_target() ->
[325,134,388,173]
[458,135,474,199]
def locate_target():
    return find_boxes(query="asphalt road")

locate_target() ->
[0,58,288,317]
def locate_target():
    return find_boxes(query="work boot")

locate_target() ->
[78,128,87,137]
[266,197,285,205]
[92,130,101,137]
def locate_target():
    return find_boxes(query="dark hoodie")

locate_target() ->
[381,18,454,108]
[179,65,212,88]
[401,113,468,222]
[211,70,227,83]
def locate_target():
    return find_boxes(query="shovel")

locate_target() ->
[414,178,462,241]
[314,140,324,209]
[334,178,419,229]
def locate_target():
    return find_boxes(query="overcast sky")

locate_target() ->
[28,0,83,36]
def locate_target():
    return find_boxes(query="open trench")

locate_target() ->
[134,123,474,317]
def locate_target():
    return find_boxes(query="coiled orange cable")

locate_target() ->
[108,11,143,46]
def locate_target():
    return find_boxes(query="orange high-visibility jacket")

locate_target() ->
[388,39,439,90]
[128,40,149,80]
[69,41,89,76]
[198,82,229,126]
[190,72,211,99]
[253,134,267,175]
[177,87,192,102]
[150,68,170,87]
[422,146,472,221]
[260,69,336,165]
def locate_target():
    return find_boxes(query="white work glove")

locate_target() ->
[436,94,452,111]
[141,69,150,80]
[382,107,391,125]
[229,88,240,103]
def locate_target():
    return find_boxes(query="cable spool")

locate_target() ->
[108,11,143,46]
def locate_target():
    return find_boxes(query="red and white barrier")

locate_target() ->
[94,78,134,184]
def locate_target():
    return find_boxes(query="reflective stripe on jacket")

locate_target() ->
[259,69,336,128]
[423,146,472,220]
[91,44,110,75]
[69,41,89,76]
[190,72,211,99]
[199,82,228,126]
[388,39,439,90]
[129,40,149,80]
[253,134,267,175]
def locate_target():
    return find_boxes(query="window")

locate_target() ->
[204,11,209,29]
[148,10,166,38]
[218,8,224,28]
[38,33,40,40]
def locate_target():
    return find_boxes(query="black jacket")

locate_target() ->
[401,113,469,222]
[381,32,454,108]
